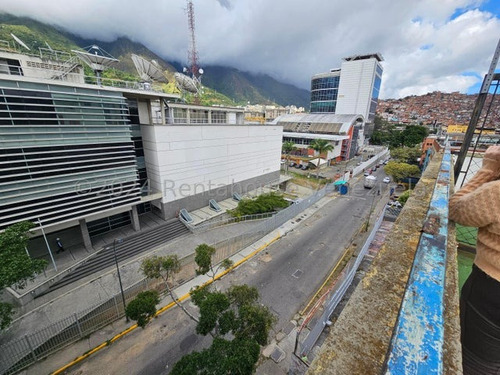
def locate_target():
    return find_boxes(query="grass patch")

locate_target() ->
[287,172,331,190]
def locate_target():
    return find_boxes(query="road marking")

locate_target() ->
[292,269,303,278]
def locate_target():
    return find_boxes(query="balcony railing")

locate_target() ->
[307,146,462,374]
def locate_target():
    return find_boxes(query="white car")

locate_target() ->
[383,177,390,183]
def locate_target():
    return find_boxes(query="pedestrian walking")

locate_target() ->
[56,238,65,254]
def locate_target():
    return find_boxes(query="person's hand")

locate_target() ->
[483,145,500,176]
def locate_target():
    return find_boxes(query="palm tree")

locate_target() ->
[309,139,334,178]
[282,141,297,174]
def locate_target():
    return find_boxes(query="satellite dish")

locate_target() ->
[174,72,199,94]
[131,54,168,83]
[11,33,30,51]
[198,68,204,75]
[72,45,119,85]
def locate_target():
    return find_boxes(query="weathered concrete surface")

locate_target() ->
[307,151,461,374]
[443,204,463,374]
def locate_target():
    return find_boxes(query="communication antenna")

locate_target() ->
[174,72,200,94]
[72,45,119,85]
[11,33,30,51]
[186,0,200,79]
[131,53,168,84]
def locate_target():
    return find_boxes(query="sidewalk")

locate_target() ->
[22,189,342,375]
[0,219,264,344]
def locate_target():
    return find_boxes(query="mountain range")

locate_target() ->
[0,14,310,108]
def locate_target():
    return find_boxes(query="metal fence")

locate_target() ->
[183,212,276,234]
[297,206,386,356]
[0,176,339,375]
[0,276,161,375]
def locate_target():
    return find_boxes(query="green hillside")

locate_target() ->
[201,65,310,108]
[0,14,310,108]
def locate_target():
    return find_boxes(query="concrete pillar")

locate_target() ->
[130,205,141,232]
[79,219,93,252]
[146,100,153,124]
[208,110,212,124]
[160,98,166,125]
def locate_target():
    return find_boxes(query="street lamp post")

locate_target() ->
[112,238,128,322]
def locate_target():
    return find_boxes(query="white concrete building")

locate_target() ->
[142,123,282,219]
[335,53,383,126]
[0,42,282,250]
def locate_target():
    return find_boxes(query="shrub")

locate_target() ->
[398,189,412,206]
[230,193,289,217]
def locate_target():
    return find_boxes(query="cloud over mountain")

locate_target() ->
[2,0,499,98]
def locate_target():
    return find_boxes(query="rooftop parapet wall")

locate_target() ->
[307,149,462,374]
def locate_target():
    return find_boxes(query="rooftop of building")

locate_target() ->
[166,101,244,113]
[0,45,180,101]
[311,70,341,80]
[342,52,384,62]
[272,113,364,135]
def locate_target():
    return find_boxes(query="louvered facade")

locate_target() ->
[0,80,140,230]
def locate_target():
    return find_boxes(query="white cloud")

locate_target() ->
[1,0,499,99]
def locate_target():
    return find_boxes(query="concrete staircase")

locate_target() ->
[41,219,189,295]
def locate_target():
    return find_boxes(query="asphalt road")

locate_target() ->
[69,170,389,375]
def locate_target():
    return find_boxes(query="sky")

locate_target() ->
[1,0,500,99]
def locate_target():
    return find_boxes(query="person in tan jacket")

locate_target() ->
[449,145,500,374]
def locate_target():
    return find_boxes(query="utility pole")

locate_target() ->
[112,238,128,322]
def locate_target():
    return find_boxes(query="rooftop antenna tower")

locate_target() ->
[184,0,204,103]
[72,45,119,86]
[187,0,200,80]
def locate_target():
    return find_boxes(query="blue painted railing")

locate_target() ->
[385,147,451,374]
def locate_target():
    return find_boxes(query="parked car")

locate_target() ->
[383,177,390,183]
[364,171,369,176]
[289,162,296,167]
[295,163,303,168]
[301,164,309,170]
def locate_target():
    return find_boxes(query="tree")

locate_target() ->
[141,255,199,324]
[0,303,13,330]
[309,139,334,178]
[171,337,260,375]
[190,284,275,344]
[0,221,47,330]
[282,141,297,174]
[194,243,233,282]
[384,161,421,182]
[390,146,421,165]
[174,284,276,374]
[125,290,160,328]
[401,125,428,147]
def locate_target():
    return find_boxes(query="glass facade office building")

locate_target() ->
[0,80,141,230]
[310,71,340,113]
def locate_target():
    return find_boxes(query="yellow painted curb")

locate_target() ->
[50,232,282,374]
